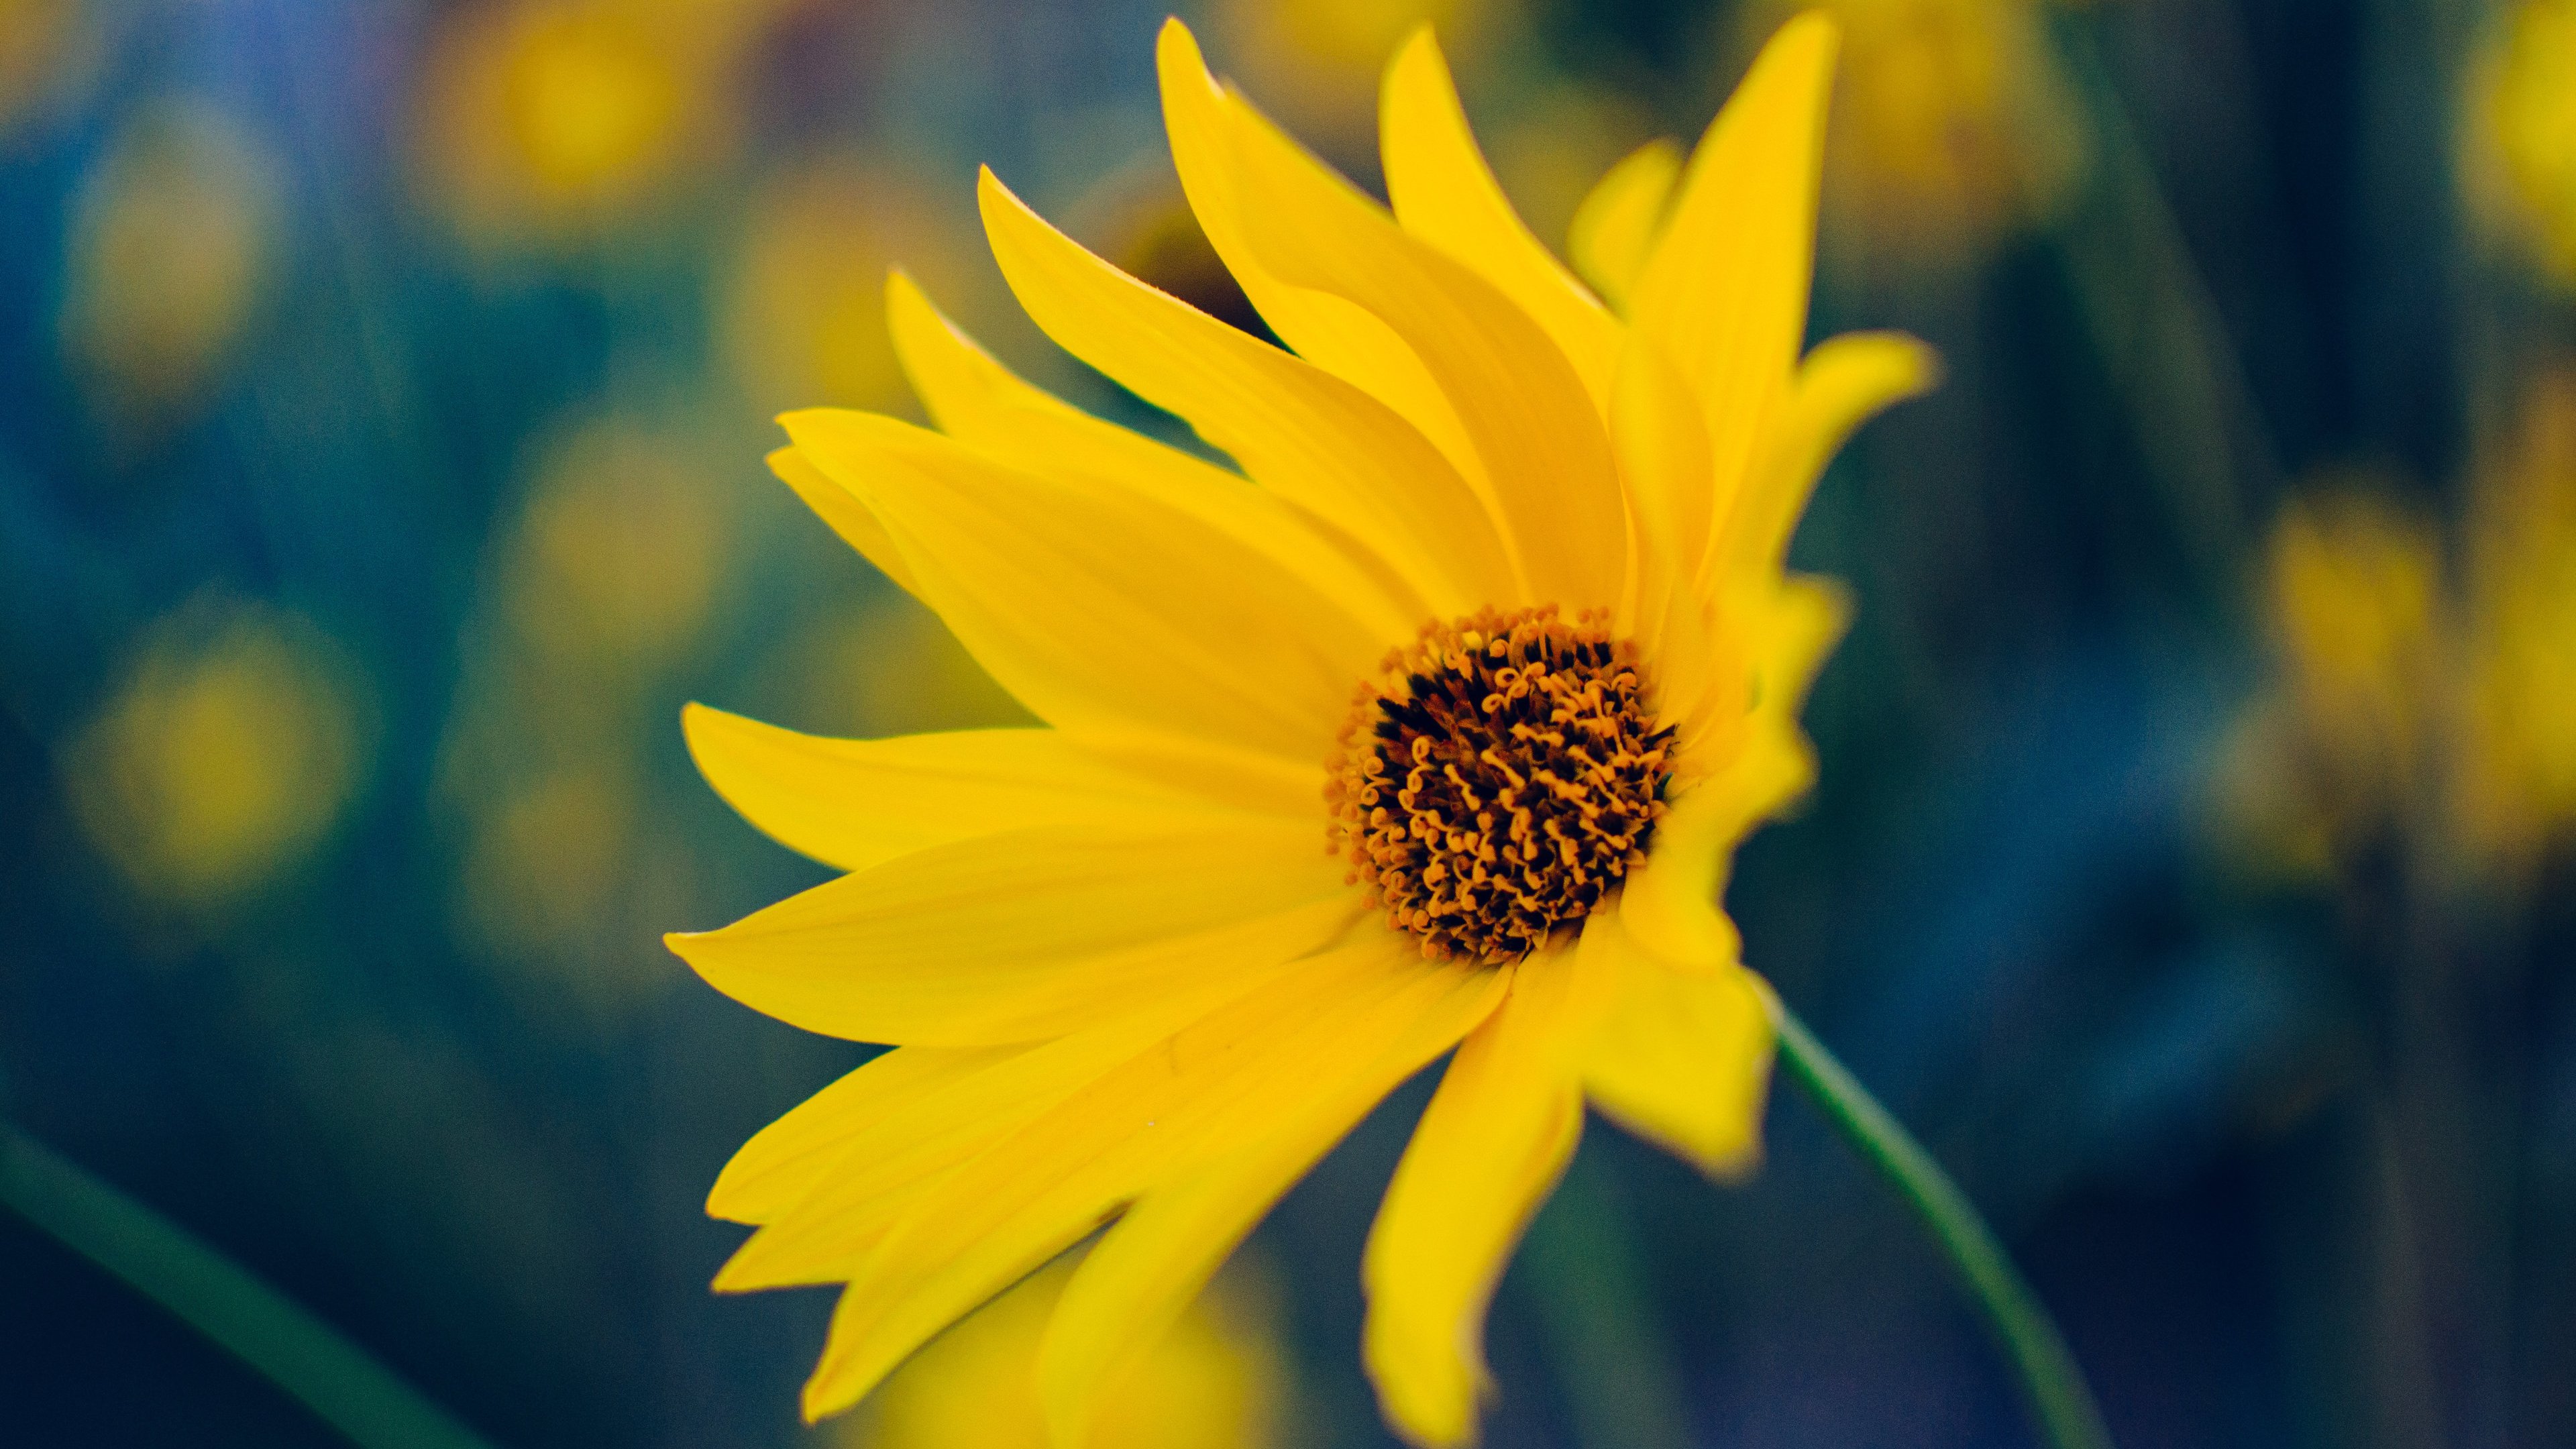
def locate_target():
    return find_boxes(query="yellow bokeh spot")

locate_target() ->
[844,1260,1285,1449]
[59,102,276,421]
[1776,0,2086,264]
[455,766,635,959]
[508,418,731,668]
[415,0,741,246]
[719,159,973,417]
[2264,488,2445,817]
[2457,370,2576,861]
[2466,0,2576,284]
[435,410,737,1018]
[2225,388,2576,886]
[65,600,367,909]
[498,13,680,201]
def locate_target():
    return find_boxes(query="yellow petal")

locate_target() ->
[1034,942,1506,1447]
[682,704,1220,875]
[1758,573,1855,717]
[1181,53,1629,612]
[1631,14,1838,517]
[973,168,1511,616]
[1619,724,1811,969]
[800,942,1484,1421]
[1380,26,1621,407]
[881,266,1091,434]
[1568,138,1681,313]
[1578,912,1776,1178]
[667,820,1352,1046]
[1155,19,1488,508]
[767,444,921,600]
[1360,943,1619,1448]
[706,1043,1017,1226]
[1609,329,1715,661]
[715,988,1261,1291]
[1713,331,1939,582]
[884,268,1430,631]
[782,407,1383,769]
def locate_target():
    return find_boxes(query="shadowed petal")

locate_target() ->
[1578,910,1776,1177]
[1032,941,1506,1446]
[797,941,1491,1421]
[1360,943,1619,1446]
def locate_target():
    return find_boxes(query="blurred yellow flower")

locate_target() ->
[2267,490,2445,808]
[2464,0,2576,284]
[843,1260,1286,1449]
[720,159,977,416]
[506,417,733,669]
[414,0,754,248]
[2221,374,2576,884]
[675,15,1929,1448]
[454,765,641,979]
[438,414,736,1014]
[1760,0,2085,264]
[65,599,368,910]
[59,101,277,423]
[2457,370,2576,865]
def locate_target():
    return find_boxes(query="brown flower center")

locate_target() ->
[1328,606,1674,965]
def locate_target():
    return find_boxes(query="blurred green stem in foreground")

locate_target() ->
[0,1124,495,1449]
[1772,1005,2117,1449]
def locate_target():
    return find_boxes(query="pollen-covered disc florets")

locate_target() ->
[1328,606,1675,965]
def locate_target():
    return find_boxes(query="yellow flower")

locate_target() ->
[2212,487,2445,877]
[65,598,367,910]
[671,15,1931,1448]
[843,1260,1286,1449]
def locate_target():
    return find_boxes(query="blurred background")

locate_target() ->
[1,0,2571,1444]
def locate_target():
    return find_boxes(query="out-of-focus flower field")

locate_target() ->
[1,0,2571,1445]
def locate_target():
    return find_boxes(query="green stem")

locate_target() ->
[1771,1005,2116,1449]
[0,1124,496,1449]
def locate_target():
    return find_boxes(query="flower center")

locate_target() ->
[1328,606,1674,965]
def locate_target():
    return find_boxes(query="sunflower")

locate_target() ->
[669,13,1933,1447]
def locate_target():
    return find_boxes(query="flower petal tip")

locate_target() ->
[1772,8,1843,64]
[1154,14,1210,78]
